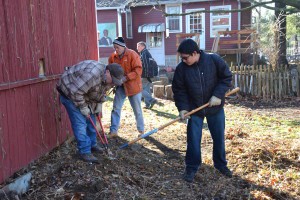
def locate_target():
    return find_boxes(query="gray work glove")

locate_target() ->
[179,110,190,121]
[93,103,103,116]
[80,106,90,117]
[208,96,221,107]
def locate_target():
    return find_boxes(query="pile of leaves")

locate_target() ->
[2,97,300,200]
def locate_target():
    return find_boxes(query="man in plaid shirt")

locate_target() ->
[57,60,124,163]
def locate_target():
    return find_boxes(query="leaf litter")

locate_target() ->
[1,96,299,200]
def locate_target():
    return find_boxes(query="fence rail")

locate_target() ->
[230,64,300,100]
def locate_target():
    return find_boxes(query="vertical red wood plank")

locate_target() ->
[22,87,33,164]
[0,92,11,182]
[14,87,28,168]
[6,90,19,175]
[0,0,8,83]
[29,86,42,160]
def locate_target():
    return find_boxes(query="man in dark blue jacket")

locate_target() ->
[137,41,159,109]
[172,39,233,182]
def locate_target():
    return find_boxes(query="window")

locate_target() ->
[166,5,182,33]
[210,5,231,37]
[149,32,162,48]
[187,10,204,34]
[126,10,133,38]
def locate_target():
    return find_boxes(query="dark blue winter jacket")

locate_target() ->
[140,48,152,78]
[172,51,232,118]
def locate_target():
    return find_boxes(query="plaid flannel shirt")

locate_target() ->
[57,60,111,109]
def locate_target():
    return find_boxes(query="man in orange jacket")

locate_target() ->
[108,37,144,137]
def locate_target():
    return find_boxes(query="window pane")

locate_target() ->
[211,8,230,16]
[126,12,132,38]
[168,6,179,14]
[149,32,162,48]
[189,12,203,34]
[169,18,179,30]
[167,5,180,31]
[212,17,229,26]
[211,27,228,37]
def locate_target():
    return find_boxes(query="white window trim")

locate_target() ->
[165,4,182,33]
[185,8,205,49]
[210,5,231,38]
[126,10,133,39]
[185,8,205,33]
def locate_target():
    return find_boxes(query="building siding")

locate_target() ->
[0,0,97,184]
[97,0,252,66]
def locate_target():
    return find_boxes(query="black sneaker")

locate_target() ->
[217,167,232,178]
[91,145,105,153]
[182,170,196,183]
[149,99,158,109]
[79,153,99,163]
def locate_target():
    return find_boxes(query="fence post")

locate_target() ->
[279,72,283,100]
[274,69,278,100]
[270,66,274,100]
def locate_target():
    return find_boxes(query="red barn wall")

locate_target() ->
[0,0,98,184]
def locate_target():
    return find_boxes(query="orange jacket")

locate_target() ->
[108,48,143,96]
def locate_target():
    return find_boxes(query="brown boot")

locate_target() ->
[79,153,99,163]
[138,130,144,137]
[108,132,118,138]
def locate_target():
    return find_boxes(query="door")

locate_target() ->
[186,9,205,49]
[146,32,165,66]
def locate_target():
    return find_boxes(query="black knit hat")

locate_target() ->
[113,36,126,47]
[106,63,124,86]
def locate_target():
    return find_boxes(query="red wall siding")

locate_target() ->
[128,6,165,49]
[0,0,97,184]
[97,1,252,62]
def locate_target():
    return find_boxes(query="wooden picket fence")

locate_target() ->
[230,64,300,100]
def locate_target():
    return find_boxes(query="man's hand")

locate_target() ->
[208,96,221,107]
[99,95,107,103]
[179,110,190,121]
[121,76,127,84]
[94,103,102,116]
[80,106,90,117]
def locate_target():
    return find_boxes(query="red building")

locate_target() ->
[0,0,98,184]
[96,0,252,66]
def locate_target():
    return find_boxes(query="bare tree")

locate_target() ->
[274,2,288,65]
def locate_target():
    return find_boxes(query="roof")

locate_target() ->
[96,0,127,8]
[96,0,217,9]
[138,23,165,32]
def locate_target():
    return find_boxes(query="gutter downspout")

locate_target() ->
[237,0,241,30]
[95,0,99,60]
[117,8,123,36]
[237,0,242,65]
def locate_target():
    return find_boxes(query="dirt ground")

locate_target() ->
[2,96,300,200]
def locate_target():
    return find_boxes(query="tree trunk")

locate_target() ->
[275,2,288,66]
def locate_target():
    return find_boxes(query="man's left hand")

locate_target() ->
[94,103,102,115]
[208,96,221,107]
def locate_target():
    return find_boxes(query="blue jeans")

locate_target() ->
[110,86,144,133]
[60,95,97,154]
[142,78,156,107]
[185,108,227,172]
